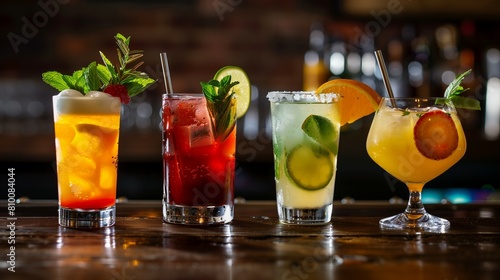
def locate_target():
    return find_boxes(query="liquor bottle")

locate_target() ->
[303,23,328,91]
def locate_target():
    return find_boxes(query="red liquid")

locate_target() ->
[62,198,116,210]
[162,96,235,206]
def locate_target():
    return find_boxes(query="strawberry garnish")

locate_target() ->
[104,84,130,104]
[414,110,459,160]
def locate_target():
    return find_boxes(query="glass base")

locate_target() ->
[59,206,115,228]
[379,212,450,232]
[278,204,332,225]
[163,203,233,225]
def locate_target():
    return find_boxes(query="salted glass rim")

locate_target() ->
[267,91,339,103]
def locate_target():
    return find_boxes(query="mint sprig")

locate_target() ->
[200,75,239,141]
[41,33,156,98]
[436,69,481,110]
[444,69,471,98]
[99,33,155,97]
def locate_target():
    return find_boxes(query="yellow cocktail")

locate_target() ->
[366,97,466,231]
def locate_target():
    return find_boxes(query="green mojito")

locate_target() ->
[267,91,340,224]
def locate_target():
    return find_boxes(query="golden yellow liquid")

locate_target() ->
[54,97,120,210]
[366,106,466,192]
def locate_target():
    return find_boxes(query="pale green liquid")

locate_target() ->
[270,101,340,208]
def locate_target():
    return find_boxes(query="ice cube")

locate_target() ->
[58,89,84,97]
[195,107,211,125]
[71,124,107,157]
[187,123,215,148]
[99,165,117,190]
[63,154,97,178]
[69,175,100,200]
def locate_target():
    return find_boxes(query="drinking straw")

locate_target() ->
[374,50,396,107]
[160,52,174,95]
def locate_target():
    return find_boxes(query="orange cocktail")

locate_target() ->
[366,97,466,231]
[366,101,466,190]
[53,92,121,227]
[44,33,155,228]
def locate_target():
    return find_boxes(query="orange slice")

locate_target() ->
[315,79,381,126]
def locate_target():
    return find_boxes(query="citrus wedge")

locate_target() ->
[315,79,381,126]
[414,110,459,160]
[214,66,251,118]
[301,114,338,155]
[285,145,333,191]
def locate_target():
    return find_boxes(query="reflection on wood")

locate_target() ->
[1,201,499,279]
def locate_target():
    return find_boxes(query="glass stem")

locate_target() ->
[404,190,427,219]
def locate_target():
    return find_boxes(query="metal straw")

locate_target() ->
[374,50,396,107]
[160,52,173,95]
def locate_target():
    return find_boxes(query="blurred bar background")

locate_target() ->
[1,0,499,202]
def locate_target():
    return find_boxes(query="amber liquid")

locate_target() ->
[54,112,120,209]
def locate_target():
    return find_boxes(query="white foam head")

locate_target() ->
[53,90,121,115]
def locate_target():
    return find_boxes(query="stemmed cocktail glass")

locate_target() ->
[366,98,466,231]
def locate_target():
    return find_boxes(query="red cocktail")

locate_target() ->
[162,94,236,225]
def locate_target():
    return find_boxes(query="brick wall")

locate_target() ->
[2,0,332,93]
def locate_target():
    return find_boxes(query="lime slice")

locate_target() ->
[301,114,338,155]
[214,66,251,118]
[285,145,334,191]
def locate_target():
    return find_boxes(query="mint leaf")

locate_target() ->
[61,75,75,89]
[201,81,217,102]
[84,62,101,92]
[42,68,89,94]
[61,71,85,93]
[96,64,112,85]
[121,70,151,84]
[123,77,156,97]
[448,96,481,110]
[438,69,481,110]
[444,69,471,98]
[99,51,118,84]
[435,96,481,110]
[72,69,87,93]
[115,33,130,47]
[42,71,70,91]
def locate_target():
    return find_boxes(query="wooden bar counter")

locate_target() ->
[1,201,500,279]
